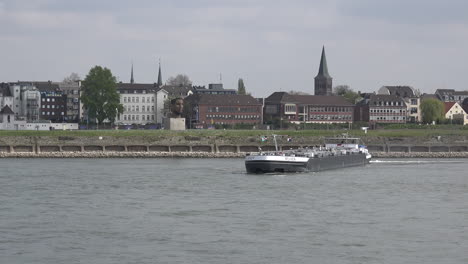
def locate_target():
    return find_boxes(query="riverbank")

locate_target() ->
[1,151,468,159]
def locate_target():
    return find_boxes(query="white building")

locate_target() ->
[0,105,78,130]
[116,83,158,125]
[0,82,41,121]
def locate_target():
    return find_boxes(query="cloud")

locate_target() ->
[0,0,467,96]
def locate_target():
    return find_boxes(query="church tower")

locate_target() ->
[130,63,134,84]
[314,46,333,96]
[157,59,163,87]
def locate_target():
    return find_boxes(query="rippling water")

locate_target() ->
[1,158,467,264]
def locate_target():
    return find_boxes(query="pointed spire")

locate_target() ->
[316,46,331,78]
[157,58,163,87]
[130,62,134,84]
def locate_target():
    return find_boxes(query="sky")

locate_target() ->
[1,0,467,97]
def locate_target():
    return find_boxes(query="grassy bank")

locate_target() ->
[1,129,468,138]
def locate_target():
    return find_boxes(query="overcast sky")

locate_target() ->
[1,0,467,97]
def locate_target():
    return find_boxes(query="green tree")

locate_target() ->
[333,85,362,104]
[420,98,445,124]
[81,66,123,125]
[238,78,246,95]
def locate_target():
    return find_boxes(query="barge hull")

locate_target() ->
[245,154,369,173]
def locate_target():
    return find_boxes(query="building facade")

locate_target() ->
[185,94,262,128]
[444,102,468,125]
[116,83,158,125]
[57,81,81,122]
[6,82,41,122]
[355,94,407,124]
[264,92,354,125]
[35,82,67,122]
[192,84,237,95]
[378,85,421,123]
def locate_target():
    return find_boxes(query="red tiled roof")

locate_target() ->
[444,102,456,113]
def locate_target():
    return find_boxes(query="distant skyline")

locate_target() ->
[1,0,467,97]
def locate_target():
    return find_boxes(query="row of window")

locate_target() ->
[370,109,406,113]
[309,115,352,120]
[41,111,65,116]
[123,105,155,112]
[309,107,353,112]
[206,114,260,120]
[41,98,60,102]
[207,107,259,113]
[122,96,155,103]
[372,101,404,106]
[120,114,155,121]
[42,105,64,109]
[370,116,406,120]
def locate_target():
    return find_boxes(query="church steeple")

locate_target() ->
[130,62,134,84]
[317,46,330,78]
[157,59,162,87]
[314,46,333,96]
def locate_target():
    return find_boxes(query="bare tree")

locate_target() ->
[63,72,81,83]
[166,74,192,86]
[288,90,310,95]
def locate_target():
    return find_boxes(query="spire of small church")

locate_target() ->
[316,46,330,78]
[157,58,163,87]
[130,62,134,84]
[314,46,333,96]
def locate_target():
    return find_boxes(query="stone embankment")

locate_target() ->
[1,151,468,159]
[1,134,468,158]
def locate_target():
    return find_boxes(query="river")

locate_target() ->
[1,158,467,264]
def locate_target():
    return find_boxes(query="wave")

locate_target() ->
[370,159,463,164]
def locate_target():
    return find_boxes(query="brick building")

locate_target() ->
[264,92,354,125]
[184,94,262,128]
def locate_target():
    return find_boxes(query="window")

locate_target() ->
[142,97,145,103]
[124,97,127,103]
[142,115,145,120]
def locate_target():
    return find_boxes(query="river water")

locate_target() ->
[1,158,467,264]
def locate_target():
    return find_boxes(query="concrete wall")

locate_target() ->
[1,143,467,154]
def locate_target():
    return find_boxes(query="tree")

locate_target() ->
[238,78,246,95]
[420,98,445,124]
[333,85,362,104]
[63,72,81,83]
[81,66,123,125]
[166,74,192,86]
